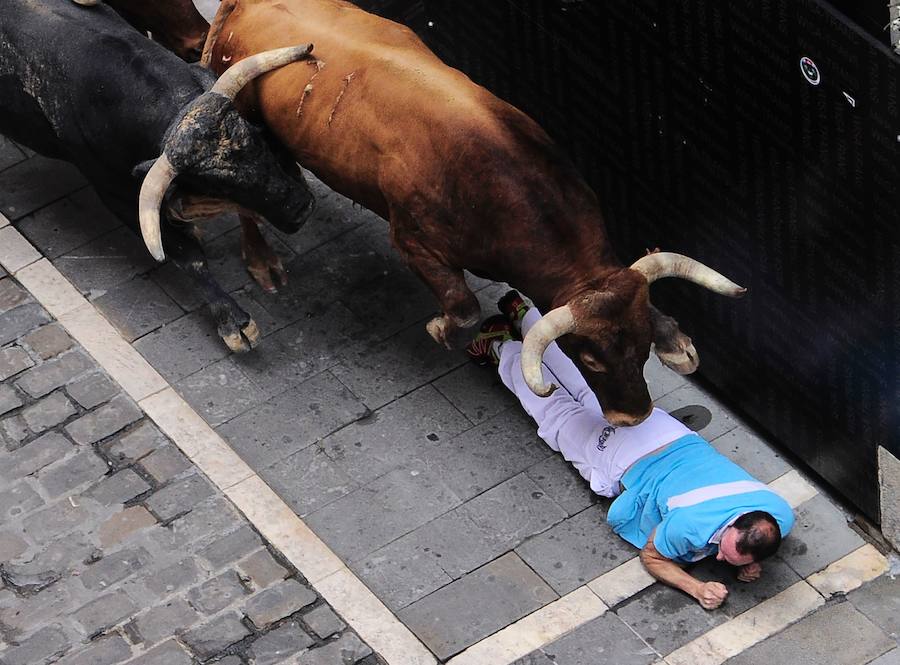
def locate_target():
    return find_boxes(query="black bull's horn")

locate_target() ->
[137,44,314,262]
[520,253,746,397]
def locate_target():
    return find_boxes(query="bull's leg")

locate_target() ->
[162,221,261,352]
[409,259,481,349]
[239,213,288,294]
[649,304,698,374]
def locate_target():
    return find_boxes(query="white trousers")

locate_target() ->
[498,308,692,497]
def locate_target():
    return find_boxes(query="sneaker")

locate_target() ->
[466,315,513,366]
[498,290,529,324]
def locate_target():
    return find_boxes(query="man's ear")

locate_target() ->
[132,159,155,181]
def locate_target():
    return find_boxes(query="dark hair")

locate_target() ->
[733,511,782,561]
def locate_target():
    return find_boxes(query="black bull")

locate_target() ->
[0,0,316,351]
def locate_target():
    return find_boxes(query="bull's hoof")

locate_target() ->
[222,319,261,353]
[655,345,699,375]
[245,254,288,294]
[426,315,479,350]
[426,316,452,349]
[242,320,261,349]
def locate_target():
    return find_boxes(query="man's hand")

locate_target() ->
[694,581,729,609]
[737,562,762,582]
[640,530,730,611]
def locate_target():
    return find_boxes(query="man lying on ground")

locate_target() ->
[466,292,795,610]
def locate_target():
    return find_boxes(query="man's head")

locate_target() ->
[716,511,782,565]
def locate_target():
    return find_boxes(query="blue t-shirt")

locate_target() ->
[606,434,795,563]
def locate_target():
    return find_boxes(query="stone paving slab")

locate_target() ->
[526,612,659,665]
[782,493,866,578]
[515,504,637,596]
[342,268,439,344]
[258,443,358,517]
[93,275,184,342]
[350,527,455,611]
[217,369,367,469]
[432,362,520,425]
[398,552,558,660]
[846,573,900,642]
[54,227,157,295]
[304,463,463,563]
[870,649,900,665]
[690,554,803,617]
[461,473,569,552]
[231,301,367,396]
[331,320,467,411]
[0,155,85,221]
[524,454,598,518]
[654,382,742,442]
[724,601,894,665]
[616,583,730,656]
[418,407,551,502]
[133,310,230,383]
[175,356,269,427]
[0,136,26,172]
[351,502,520,606]
[319,385,472,486]
[709,425,793,483]
[17,188,121,260]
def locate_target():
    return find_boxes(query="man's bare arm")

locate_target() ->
[639,529,728,610]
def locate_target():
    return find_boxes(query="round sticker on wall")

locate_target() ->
[800,56,821,86]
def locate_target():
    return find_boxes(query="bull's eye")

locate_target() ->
[579,350,607,374]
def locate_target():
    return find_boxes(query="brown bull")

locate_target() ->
[72,0,208,61]
[196,0,746,426]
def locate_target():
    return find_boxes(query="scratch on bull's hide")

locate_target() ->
[327,71,355,126]
[226,31,234,44]
[296,84,314,117]
[296,60,324,117]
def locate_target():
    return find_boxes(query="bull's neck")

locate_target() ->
[518,240,624,311]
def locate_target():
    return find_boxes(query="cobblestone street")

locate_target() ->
[0,271,380,663]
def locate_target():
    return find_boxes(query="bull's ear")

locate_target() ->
[580,350,607,374]
[131,159,155,181]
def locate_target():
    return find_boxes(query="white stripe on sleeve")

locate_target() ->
[666,480,771,510]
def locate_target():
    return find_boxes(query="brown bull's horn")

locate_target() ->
[138,153,177,262]
[211,44,314,100]
[521,305,576,397]
[629,251,747,297]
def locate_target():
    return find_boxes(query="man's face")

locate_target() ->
[716,526,755,566]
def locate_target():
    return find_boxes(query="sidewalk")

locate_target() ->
[0,136,897,665]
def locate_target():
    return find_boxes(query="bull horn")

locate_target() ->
[211,44,314,100]
[629,251,747,297]
[137,153,177,262]
[521,305,576,397]
[71,0,101,5]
